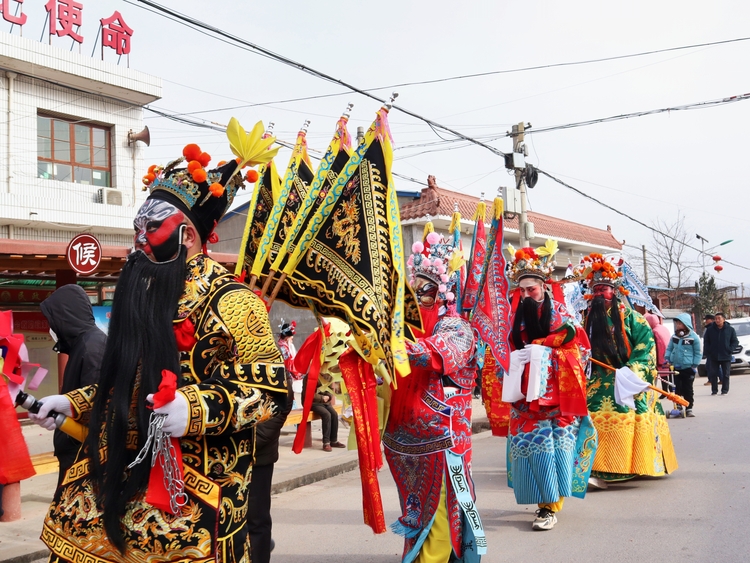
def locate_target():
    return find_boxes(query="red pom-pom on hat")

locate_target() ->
[183,144,201,161]
[191,168,207,183]
[197,152,211,167]
[245,169,259,183]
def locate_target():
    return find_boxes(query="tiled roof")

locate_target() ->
[400,179,622,250]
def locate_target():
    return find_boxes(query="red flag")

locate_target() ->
[462,202,487,313]
[470,198,512,373]
[291,328,324,454]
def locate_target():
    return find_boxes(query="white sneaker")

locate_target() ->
[532,508,557,530]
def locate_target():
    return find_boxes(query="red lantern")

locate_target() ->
[712,255,722,262]
[714,264,724,272]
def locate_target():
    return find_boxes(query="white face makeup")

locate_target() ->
[518,277,545,302]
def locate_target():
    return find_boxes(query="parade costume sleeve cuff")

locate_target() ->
[66,384,97,424]
[178,385,208,437]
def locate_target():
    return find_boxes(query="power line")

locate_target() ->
[536,168,750,272]
[525,92,750,135]
[134,0,506,158]
[138,22,750,115]
[370,36,750,90]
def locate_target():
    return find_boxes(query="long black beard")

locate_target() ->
[86,248,187,552]
[511,295,552,349]
[586,295,629,368]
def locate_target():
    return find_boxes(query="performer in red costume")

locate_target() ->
[384,231,485,563]
[503,240,596,531]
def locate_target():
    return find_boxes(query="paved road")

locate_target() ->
[268,375,750,563]
[27,375,749,563]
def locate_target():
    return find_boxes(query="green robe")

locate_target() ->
[586,304,678,480]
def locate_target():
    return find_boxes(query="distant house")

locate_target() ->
[399,176,623,279]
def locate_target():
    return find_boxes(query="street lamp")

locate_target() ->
[696,234,733,274]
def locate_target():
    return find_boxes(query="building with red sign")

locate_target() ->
[0,24,160,401]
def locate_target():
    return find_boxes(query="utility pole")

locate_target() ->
[642,244,648,284]
[511,122,529,247]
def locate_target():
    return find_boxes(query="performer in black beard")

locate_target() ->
[86,246,187,549]
[29,146,288,562]
[584,286,630,369]
[511,290,552,350]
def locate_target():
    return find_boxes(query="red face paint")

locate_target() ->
[134,199,186,262]
[593,284,614,300]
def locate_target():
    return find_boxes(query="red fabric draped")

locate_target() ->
[0,377,35,483]
[0,310,35,483]
[292,329,324,454]
[339,348,385,534]
[480,347,510,437]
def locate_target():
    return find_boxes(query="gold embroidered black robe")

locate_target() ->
[41,255,287,563]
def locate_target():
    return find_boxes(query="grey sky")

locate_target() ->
[11,0,750,289]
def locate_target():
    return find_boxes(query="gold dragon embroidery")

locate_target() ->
[328,198,361,263]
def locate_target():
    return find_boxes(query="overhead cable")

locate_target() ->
[536,168,750,271]
[134,0,506,157]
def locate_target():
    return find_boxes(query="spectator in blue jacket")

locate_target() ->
[665,313,702,417]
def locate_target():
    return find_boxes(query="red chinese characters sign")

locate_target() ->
[3,2,134,56]
[45,0,83,43]
[0,0,28,25]
[0,289,54,305]
[101,11,133,55]
[66,233,102,275]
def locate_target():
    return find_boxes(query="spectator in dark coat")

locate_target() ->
[247,375,294,563]
[702,312,739,396]
[40,284,106,486]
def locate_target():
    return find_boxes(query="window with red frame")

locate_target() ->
[37,114,111,187]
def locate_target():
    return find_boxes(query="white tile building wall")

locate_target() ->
[0,32,161,246]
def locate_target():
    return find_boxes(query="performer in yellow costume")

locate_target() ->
[28,129,288,563]
[577,253,677,486]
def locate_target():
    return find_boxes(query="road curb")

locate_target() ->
[272,458,360,495]
[1,549,50,563]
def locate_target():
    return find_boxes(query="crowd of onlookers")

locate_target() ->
[649,311,740,418]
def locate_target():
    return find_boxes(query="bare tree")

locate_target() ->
[648,213,696,300]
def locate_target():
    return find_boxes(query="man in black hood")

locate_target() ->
[40,284,106,486]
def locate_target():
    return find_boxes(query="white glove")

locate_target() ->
[515,347,532,364]
[27,394,73,431]
[147,392,189,437]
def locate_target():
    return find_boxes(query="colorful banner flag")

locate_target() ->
[448,206,465,314]
[280,108,411,381]
[234,158,281,280]
[271,115,353,275]
[470,197,512,373]
[250,127,313,282]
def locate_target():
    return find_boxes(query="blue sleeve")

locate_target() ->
[665,338,674,363]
